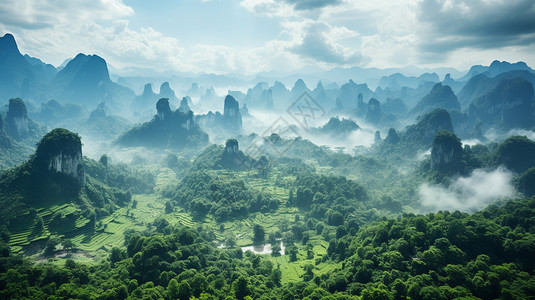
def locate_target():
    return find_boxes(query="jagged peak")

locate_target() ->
[0,33,20,55]
[143,83,154,95]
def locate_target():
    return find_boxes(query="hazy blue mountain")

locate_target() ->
[316,117,360,136]
[410,83,460,117]
[159,82,178,103]
[0,33,37,102]
[458,60,534,82]
[377,72,439,91]
[242,82,272,109]
[116,98,208,149]
[458,70,535,109]
[468,78,535,130]
[335,79,373,113]
[51,53,135,113]
[404,108,454,146]
[24,54,57,82]
[32,99,84,128]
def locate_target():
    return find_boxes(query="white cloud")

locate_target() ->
[418,167,516,213]
[1,0,534,76]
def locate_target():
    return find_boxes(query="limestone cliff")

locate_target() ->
[35,128,85,186]
[223,95,243,132]
[430,130,462,173]
[6,98,29,140]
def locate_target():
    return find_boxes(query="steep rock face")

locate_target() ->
[159,82,178,102]
[366,98,382,124]
[156,98,172,121]
[6,98,29,140]
[178,97,192,113]
[223,95,242,131]
[496,136,535,173]
[220,138,255,170]
[431,130,463,173]
[35,128,84,186]
[143,83,156,98]
[468,78,535,130]
[221,139,243,169]
[404,109,454,145]
[411,83,460,116]
[384,128,400,145]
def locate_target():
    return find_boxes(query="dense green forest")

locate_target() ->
[1,125,535,299]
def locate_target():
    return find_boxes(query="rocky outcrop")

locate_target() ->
[220,139,257,170]
[366,98,382,124]
[223,95,242,132]
[159,82,178,102]
[221,139,244,169]
[35,128,85,186]
[156,98,172,121]
[6,98,29,140]
[384,128,400,145]
[430,130,462,173]
[177,97,191,114]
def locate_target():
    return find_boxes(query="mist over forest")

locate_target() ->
[1,0,535,298]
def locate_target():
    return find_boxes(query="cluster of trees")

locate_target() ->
[167,170,278,221]
[0,222,283,299]
[1,195,533,299]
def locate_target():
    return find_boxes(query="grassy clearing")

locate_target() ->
[266,240,341,284]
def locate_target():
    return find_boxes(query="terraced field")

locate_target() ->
[10,164,315,288]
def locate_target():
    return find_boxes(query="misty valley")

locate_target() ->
[1,31,535,300]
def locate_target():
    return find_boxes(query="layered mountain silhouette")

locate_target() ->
[0,33,135,115]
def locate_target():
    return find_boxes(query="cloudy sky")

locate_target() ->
[1,0,534,75]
